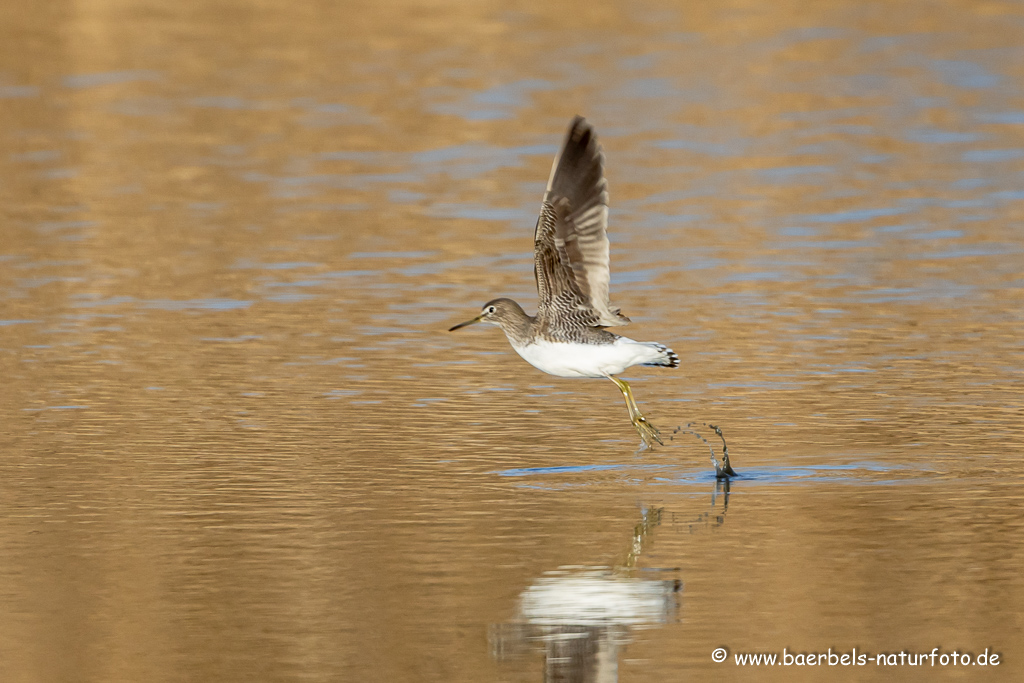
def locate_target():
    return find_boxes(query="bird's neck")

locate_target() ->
[497,312,536,348]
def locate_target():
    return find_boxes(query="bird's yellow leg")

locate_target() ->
[607,375,663,448]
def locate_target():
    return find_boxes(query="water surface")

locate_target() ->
[1,0,1023,681]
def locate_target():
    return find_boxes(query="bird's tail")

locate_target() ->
[641,343,679,368]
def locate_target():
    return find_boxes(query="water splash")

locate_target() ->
[670,422,738,479]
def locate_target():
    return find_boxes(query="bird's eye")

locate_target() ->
[487,306,496,314]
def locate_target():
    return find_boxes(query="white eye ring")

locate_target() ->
[487,306,496,313]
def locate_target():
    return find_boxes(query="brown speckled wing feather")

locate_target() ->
[533,116,630,328]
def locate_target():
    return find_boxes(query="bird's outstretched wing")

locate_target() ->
[534,116,630,328]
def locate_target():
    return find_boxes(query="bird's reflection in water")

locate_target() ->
[491,567,679,682]
[491,481,731,682]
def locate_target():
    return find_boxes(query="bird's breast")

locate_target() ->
[511,339,639,378]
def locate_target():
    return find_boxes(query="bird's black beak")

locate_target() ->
[449,313,485,332]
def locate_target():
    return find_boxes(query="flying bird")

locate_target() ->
[449,116,677,448]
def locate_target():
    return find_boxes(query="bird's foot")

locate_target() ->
[632,414,664,449]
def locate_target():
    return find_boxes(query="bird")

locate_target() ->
[449,116,678,448]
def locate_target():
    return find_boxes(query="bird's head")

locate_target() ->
[448,298,524,331]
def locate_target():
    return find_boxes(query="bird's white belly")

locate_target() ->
[511,338,659,378]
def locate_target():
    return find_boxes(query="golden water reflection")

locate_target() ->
[1,0,1023,681]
